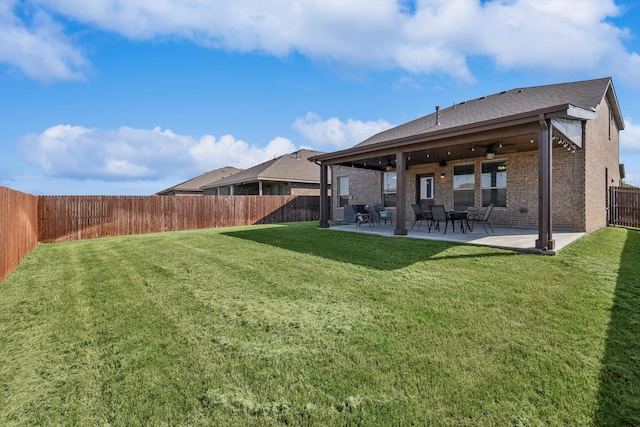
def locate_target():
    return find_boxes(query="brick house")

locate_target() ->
[201,149,330,196]
[310,77,625,250]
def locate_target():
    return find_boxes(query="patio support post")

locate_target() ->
[319,163,330,228]
[536,116,555,250]
[394,152,408,235]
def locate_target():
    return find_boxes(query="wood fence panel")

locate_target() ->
[610,187,640,228]
[37,195,320,243]
[3,191,320,280]
[1,186,39,282]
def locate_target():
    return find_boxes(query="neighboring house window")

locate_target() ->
[383,171,397,207]
[338,177,349,207]
[453,163,475,207]
[609,108,613,140]
[481,160,507,207]
[418,176,434,200]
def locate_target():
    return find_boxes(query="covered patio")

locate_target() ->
[310,78,623,253]
[326,221,585,255]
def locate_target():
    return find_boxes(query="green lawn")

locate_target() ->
[1,222,638,426]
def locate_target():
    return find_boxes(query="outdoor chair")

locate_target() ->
[411,203,430,229]
[353,204,374,227]
[450,204,469,232]
[374,204,392,225]
[468,203,495,234]
[428,204,450,234]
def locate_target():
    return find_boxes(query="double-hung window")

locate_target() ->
[383,171,397,207]
[481,160,507,207]
[453,164,475,207]
[338,177,349,207]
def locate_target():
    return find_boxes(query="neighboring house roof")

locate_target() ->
[157,166,240,195]
[311,77,623,163]
[201,149,326,189]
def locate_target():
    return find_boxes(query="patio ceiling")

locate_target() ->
[335,121,542,170]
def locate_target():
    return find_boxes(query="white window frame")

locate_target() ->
[383,171,397,207]
[453,163,476,207]
[338,176,349,207]
[481,160,507,207]
[419,176,434,200]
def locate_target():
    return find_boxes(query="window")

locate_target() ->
[338,177,349,207]
[383,171,397,207]
[609,108,613,140]
[481,160,507,207]
[418,176,434,200]
[453,164,475,207]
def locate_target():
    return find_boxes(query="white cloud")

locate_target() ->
[293,112,393,149]
[0,0,89,81]
[3,0,638,85]
[20,124,296,181]
[621,117,640,151]
[620,118,640,186]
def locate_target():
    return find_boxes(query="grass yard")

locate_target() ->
[0,222,638,426]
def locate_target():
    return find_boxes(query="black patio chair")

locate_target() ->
[428,204,450,234]
[411,203,430,229]
[468,203,495,234]
[374,204,392,225]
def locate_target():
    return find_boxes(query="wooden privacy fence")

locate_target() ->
[1,187,39,282]
[38,195,320,242]
[1,191,319,281]
[609,186,640,228]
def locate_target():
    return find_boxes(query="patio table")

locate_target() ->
[448,210,471,233]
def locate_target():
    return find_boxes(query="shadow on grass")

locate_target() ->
[222,222,514,271]
[595,228,640,426]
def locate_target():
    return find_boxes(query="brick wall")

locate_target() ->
[336,148,591,230]
[332,165,381,220]
[584,99,621,232]
[291,182,322,196]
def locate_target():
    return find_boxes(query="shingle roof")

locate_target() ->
[201,149,325,189]
[355,77,621,148]
[157,166,240,194]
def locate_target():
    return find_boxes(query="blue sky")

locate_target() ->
[1,0,639,195]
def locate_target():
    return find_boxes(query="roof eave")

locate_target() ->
[309,104,582,164]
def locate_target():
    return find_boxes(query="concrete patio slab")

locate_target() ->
[325,222,585,255]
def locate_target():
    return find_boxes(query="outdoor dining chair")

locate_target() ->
[429,204,450,234]
[411,203,430,229]
[468,203,495,234]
